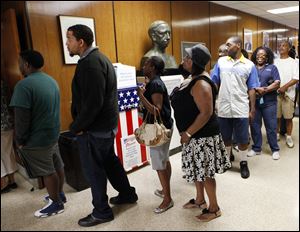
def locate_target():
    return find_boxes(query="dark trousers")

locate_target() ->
[76,132,134,219]
[250,103,279,152]
[280,117,287,135]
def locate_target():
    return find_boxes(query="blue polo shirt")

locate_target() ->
[256,64,280,106]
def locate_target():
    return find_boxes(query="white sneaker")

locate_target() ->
[247,150,261,157]
[34,199,64,218]
[277,133,280,141]
[286,136,294,148]
[232,145,239,152]
[272,151,280,160]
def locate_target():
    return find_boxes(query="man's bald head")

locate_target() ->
[227,36,242,47]
[218,44,228,57]
[225,36,242,59]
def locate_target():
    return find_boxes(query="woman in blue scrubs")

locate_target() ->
[248,47,281,160]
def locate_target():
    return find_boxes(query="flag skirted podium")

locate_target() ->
[59,91,149,191]
[114,86,149,171]
[59,64,150,191]
[113,63,150,172]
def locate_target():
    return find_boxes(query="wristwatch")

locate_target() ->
[185,131,192,138]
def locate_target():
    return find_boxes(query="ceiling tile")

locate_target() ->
[210,1,299,29]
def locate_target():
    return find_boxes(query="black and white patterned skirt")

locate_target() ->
[182,133,231,183]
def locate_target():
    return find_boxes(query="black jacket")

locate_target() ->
[70,48,118,134]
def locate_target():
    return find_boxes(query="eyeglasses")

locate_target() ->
[183,55,191,60]
[256,54,267,58]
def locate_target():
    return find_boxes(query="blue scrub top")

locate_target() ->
[256,64,280,105]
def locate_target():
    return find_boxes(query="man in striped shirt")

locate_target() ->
[211,36,260,179]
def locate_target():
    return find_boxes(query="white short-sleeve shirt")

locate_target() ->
[274,57,299,101]
[211,55,260,118]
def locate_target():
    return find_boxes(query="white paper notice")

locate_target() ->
[160,75,183,95]
[113,63,137,89]
[121,134,142,171]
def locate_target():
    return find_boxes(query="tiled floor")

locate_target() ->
[1,118,299,231]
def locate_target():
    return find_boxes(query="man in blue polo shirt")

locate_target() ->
[211,36,260,179]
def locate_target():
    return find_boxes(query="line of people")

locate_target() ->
[137,36,298,222]
[4,23,298,227]
[6,25,138,225]
[215,39,299,162]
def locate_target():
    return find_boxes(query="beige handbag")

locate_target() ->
[134,108,172,147]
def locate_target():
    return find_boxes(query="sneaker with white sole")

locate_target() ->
[272,151,280,160]
[277,133,280,141]
[44,192,67,203]
[286,136,294,148]
[34,199,64,218]
[247,150,261,157]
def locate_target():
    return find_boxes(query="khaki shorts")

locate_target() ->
[277,95,295,119]
[20,143,64,178]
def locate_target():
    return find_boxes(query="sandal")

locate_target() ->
[183,199,207,209]
[8,182,18,189]
[195,208,222,222]
[153,200,174,214]
[154,189,164,198]
[1,185,11,194]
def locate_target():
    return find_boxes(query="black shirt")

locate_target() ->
[142,75,173,129]
[170,75,219,138]
[70,48,118,134]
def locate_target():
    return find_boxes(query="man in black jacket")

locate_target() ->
[66,24,138,227]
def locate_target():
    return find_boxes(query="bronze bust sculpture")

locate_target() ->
[140,20,177,70]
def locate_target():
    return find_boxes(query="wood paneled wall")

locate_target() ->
[237,11,258,57]
[286,26,298,48]
[26,1,116,130]
[273,22,288,53]
[209,3,237,67]
[3,1,298,131]
[1,1,30,50]
[257,18,274,52]
[114,1,171,69]
[1,8,22,92]
[171,1,210,67]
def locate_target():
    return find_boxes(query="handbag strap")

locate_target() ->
[153,106,164,124]
[144,110,154,123]
[144,105,163,123]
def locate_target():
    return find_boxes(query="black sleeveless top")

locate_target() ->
[170,75,219,138]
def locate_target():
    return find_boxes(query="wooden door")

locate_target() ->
[1,9,44,189]
[1,8,22,93]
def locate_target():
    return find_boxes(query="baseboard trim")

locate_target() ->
[169,146,182,156]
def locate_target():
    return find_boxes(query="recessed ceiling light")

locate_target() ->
[267,6,299,14]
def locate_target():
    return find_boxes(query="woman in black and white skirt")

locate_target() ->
[170,44,231,222]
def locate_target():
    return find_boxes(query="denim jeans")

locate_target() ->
[217,117,249,145]
[76,132,135,219]
[250,103,279,152]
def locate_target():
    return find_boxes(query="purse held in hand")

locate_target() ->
[134,108,171,147]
